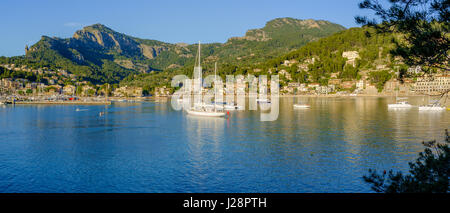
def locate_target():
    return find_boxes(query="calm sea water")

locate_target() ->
[0,97,448,192]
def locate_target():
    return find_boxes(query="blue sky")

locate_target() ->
[0,0,375,56]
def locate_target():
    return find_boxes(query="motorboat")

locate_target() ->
[388,97,412,108]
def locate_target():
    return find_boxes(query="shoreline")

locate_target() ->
[277,94,429,97]
[2,94,443,106]
[13,101,111,105]
[162,94,432,98]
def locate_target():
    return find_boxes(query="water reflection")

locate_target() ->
[0,96,448,192]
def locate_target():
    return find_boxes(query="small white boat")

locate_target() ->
[418,100,445,111]
[388,97,412,108]
[388,101,412,108]
[186,109,225,117]
[419,105,445,111]
[293,104,310,109]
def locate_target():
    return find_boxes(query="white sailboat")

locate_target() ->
[186,44,225,117]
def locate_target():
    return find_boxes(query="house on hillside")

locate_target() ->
[113,86,143,97]
[342,51,359,67]
[63,85,76,95]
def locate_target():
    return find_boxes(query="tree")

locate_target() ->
[369,70,392,92]
[355,0,449,72]
[363,130,450,193]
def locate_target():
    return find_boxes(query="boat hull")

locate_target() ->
[388,104,412,108]
[293,104,310,109]
[186,109,226,117]
[418,106,445,111]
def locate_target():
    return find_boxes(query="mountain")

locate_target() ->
[3,18,346,84]
[122,26,400,92]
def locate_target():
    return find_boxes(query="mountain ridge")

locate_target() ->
[11,17,346,84]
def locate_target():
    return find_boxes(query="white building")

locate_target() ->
[414,75,450,94]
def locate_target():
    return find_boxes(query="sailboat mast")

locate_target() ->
[198,41,202,97]
[198,41,201,68]
[214,62,217,112]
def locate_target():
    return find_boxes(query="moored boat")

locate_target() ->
[185,43,226,117]
[418,100,445,111]
[186,108,225,117]
[388,97,412,108]
[293,104,310,109]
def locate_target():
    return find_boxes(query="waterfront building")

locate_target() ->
[341,81,355,89]
[317,85,334,94]
[308,83,320,89]
[414,75,450,94]
[356,80,365,90]
[328,78,341,85]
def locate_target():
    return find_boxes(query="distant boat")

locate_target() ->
[388,97,412,108]
[75,108,88,111]
[293,104,310,109]
[419,100,445,111]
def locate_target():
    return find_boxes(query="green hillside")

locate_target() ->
[254,26,400,88]
[0,18,345,85]
[122,26,401,93]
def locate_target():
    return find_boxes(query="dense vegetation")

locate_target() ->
[122,26,402,92]
[0,66,38,82]
[1,18,346,89]
[356,0,449,73]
